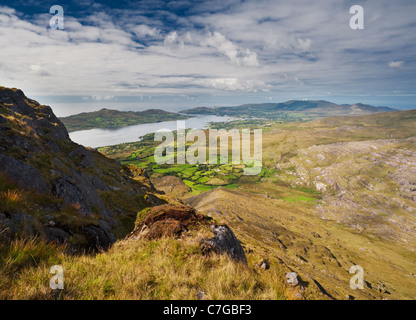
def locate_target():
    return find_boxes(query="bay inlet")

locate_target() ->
[69,115,233,148]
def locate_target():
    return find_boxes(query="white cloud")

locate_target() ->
[0,0,415,101]
[199,32,259,67]
[297,38,312,51]
[163,30,259,67]
[201,78,269,92]
[164,31,179,45]
[132,24,161,37]
[0,6,15,15]
[389,60,404,68]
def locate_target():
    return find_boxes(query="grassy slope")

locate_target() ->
[98,108,416,299]
[2,107,415,300]
[60,108,190,132]
[245,109,416,299]
[0,227,295,300]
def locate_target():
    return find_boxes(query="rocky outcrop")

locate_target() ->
[200,225,248,264]
[81,225,116,251]
[0,88,69,141]
[283,137,416,242]
[128,204,211,240]
[43,226,71,245]
[52,168,112,218]
[0,212,35,241]
[0,86,162,251]
[69,146,94,168]
[0,153,50,194]
[146,219,185,240]
[142,204,208,227]
[127,203,247,264]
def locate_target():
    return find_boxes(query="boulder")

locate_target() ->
[200,225,247,265]
[81,225,116,251]
[197,291,207,300]
[44,227,71,245]
[286,272,299,286]
[256,259,270,270]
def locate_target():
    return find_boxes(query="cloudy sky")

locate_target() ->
[0,0,415,115]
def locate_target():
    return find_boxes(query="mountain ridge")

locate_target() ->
[181,100,397,119]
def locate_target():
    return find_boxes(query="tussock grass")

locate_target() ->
[0,238,61,273]
[0,234,287,300]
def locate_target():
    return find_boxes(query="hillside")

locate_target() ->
[100,108,416,299]
[1,86,415,300]
[0,86,297,300]
[0,86,167,250]
[60,108,190,132]
[181,100,396,121]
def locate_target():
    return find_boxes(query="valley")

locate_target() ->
[1,86,415,300]
[99,108,416,299]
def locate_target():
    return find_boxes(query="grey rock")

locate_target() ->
[68,168,113,218]
[0,213,35,238]
[0,216,17,239]
[69,146,94,168]
[0,154,50,194]
[92,176,109,191]
[98,220,112,232]
[197,291,207,300]
[52,176,92,215]
[44,227,71,244]
[52,170,113,218]
[200,225,247,264]
[81,225,116,251]
[10,213,35,236]
[260,260,270,270]
[0,88,68,141]
[286,272,299,286]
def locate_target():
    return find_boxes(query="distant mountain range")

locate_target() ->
[181,100,397,119]
[60,101,397,132]
[60,108,190,132]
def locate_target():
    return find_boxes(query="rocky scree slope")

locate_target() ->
[186,186,416,299]
[0,87,164,251]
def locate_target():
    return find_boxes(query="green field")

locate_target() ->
[97,128,323,203]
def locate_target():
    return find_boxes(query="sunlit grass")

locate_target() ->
[0,235,288,300]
